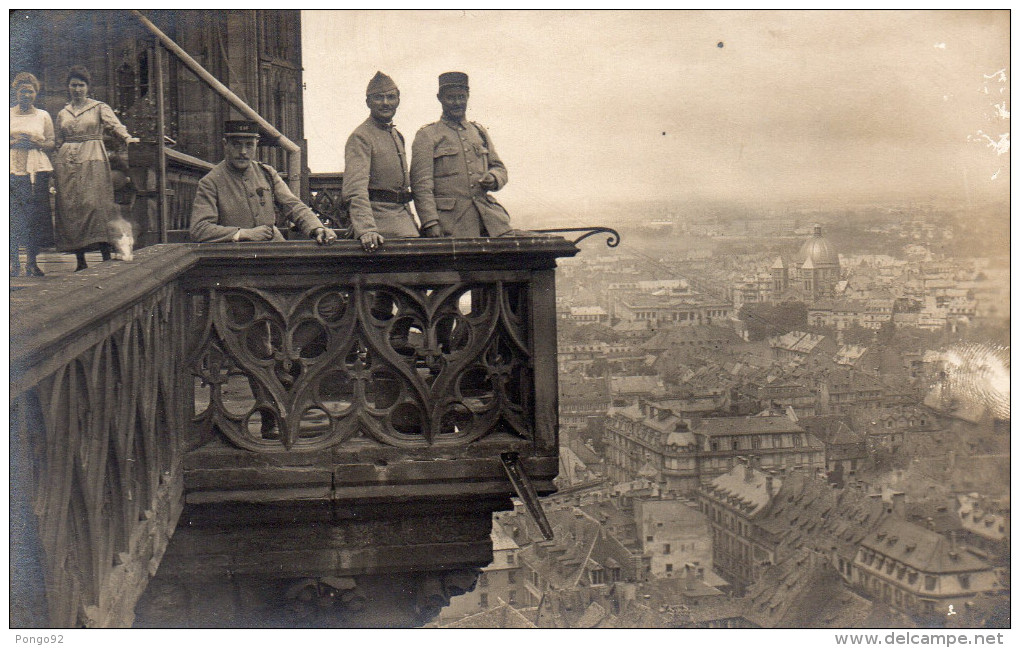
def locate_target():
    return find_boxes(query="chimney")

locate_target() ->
[766,474,775,498]
[744,460,753,483]
[891,491,906,518]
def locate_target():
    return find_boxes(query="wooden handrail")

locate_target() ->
[164,147,215,172]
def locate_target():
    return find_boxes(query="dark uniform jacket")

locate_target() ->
[410,117,511,237]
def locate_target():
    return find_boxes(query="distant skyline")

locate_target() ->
[302,10,1009,216]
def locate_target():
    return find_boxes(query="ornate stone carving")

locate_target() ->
[11,284,185,627]
[190,280,534,452]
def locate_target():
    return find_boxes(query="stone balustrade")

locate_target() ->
[11,235,577,627]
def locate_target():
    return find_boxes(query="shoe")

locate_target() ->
[75,263,88,272]
[25,265,45,277]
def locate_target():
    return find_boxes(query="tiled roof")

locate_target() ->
[442,602,538,628]
[640,325,741,350]
[683,598,749,626]
[861,517,989,574]
[956,495,1008,542]
[744,550,874,628]
[516,508,602,590]
[656,396,726,414]
[560,376,610,398]
[835,345,869,364]
[568,439,601,466]
[490,521,520,552]
[704,464,780,515]
[769,331,829,354]
[798,416,864,445]
[755,473,886,561]
[575,601,609,628]
[695,415,814,439]
[610,375,666,395]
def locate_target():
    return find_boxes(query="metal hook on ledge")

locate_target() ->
[531,226,621,248]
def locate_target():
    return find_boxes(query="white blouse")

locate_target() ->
[10,106,55,180]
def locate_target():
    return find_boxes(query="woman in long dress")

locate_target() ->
[10,72,55,277]
[53,65,135,271]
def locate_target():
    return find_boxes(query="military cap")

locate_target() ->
[438,71,469,90]
[366,71,398,96]
[224,120,261,138]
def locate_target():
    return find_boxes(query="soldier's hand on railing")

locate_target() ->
[313,227,338,246]
[237,225,275,241]
[421,223,444,238]
[360,231,384,252]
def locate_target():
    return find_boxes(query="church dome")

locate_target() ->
[795,224,840,268]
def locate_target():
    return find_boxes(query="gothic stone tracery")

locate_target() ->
[190,278,535,452]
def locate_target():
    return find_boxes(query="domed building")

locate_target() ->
[771,224,841,302]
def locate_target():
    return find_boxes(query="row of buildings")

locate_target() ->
[437,461,1007,628]
[560,222,1004,357]
[602,404,825,495]
[701,461,1004,625]
[442,213,1010,628]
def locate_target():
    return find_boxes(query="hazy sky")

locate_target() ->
[302,10,1009,211]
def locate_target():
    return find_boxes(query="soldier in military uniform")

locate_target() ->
[189,120,336,245]
[411,72,512,238]
[342,71,420,252]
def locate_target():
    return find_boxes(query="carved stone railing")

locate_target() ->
[10,235,578,627]
[10,246,196,628]
[308,172,349,231]
[180,238,571,501]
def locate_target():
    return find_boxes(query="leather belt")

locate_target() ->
[368,188,413,204]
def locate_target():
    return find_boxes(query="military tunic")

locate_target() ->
[342,117,419,239]
[410,117,511,238]
[189,160,327,243]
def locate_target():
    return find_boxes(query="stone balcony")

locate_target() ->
[10,235,578,627]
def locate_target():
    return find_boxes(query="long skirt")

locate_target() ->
[10,172,55,250]
[53,151,116,252]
